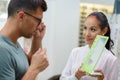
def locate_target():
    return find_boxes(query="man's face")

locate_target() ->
[18,8,43,38]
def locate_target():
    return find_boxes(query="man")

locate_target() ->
[0,0,49,80]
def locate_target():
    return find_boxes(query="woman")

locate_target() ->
[60,12,118,80]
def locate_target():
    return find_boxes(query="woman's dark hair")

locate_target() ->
[8,0,47,17]
[87,12,114,52]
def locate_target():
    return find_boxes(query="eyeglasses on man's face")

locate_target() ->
[24,11,42,26]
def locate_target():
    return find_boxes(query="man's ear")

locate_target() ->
[16,11,25,21]
[102,27,108,35]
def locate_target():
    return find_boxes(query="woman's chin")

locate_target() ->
[86,42,92,46]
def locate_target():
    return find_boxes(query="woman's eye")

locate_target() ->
[91,28,96,32]
[83,26,87,30]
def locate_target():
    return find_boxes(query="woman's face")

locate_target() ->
[83,16,105,47]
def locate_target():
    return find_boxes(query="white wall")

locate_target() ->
[36,0,80,80]
[0,14,7,30]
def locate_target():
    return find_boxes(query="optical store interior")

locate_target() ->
[0,0,120,80]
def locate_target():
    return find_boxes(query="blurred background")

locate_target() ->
[0,0,120,80]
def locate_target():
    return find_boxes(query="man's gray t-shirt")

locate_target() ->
[0,35,29,80]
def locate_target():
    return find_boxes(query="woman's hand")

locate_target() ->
[75,68,86,80]
[90,70,104,80]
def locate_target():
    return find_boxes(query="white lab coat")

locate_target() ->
[60,45,118,80]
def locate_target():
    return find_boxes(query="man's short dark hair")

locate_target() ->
[8,0,47,17]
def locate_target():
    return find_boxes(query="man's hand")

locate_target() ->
[29,22,46,61]
[22,48,49,80]
[33,22,46,40]
[30,48,49,72]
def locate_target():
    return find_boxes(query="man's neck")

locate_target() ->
[0,19,20,44]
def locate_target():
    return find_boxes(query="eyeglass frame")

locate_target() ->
[20,11,42,26]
